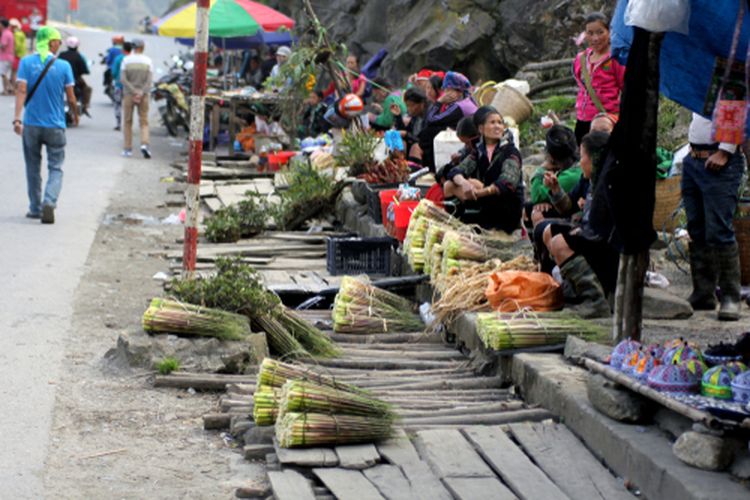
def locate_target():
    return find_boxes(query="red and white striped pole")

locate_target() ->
[182,0,211,277]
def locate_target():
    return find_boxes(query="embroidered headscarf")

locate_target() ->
[441,71,471,96]
[36,26,62,63]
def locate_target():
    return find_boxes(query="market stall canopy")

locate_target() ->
[175,30,295,49]
[156,0,295,38]
[611,0,749,128]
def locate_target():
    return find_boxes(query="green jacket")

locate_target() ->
[374,94,406,129]
[530,165,582,204]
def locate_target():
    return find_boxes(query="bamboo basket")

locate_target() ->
[652,175,682,232]
[490,85,533,124]
[734,216,750,285]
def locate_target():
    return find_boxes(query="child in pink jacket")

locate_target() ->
[573,12,626,144]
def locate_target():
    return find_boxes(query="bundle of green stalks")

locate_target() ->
[431,256,537,327]
[276,412,394,448]
[255,313,311,359]
[257,358,365,394]
[332,276,423,333]
[476,312,606,351]
[278,379,393,420]
[428,243,444,283]
[274,306,340,358]
[142,298,251,341]
[252,385,280,426]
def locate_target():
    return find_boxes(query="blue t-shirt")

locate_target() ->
[112,53,125,89]
[17,55,74,129]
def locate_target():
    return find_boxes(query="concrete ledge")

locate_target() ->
[512,353,749,500]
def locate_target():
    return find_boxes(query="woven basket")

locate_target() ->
[653,176,682,232]
[490,85,534,124]
[734,217,750,285]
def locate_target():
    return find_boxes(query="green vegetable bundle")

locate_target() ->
[252,385,280,426]
[142,298,251,341]
[332,276,423,333]
[275,412,394,448]
[476,312,606,351]
[278,379,393,420]
[257,358,365,394]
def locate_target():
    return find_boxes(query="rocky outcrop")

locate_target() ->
[266,0,610,84]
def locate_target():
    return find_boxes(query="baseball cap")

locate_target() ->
[276,46,291,57]
[132,38,145,48]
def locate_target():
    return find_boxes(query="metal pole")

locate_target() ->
[182,0,211,277]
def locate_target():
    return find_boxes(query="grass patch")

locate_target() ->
[156,357,181,375]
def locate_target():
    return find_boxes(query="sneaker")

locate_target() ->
[141,145,152,159]
[25,211,41,219]
[122,149,132,157]
[41,204,55,224]
[114,125,121,131]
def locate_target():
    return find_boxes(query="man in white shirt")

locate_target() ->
[682,113,745,321]
[120,38,153,158]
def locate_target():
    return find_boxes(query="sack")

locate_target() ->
[485,271,564,312]
[624,0,690,34]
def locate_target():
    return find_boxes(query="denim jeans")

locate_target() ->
[22,125,66,215]
[681,151,745,246]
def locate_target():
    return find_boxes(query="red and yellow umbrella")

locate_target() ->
[156,0,295,38]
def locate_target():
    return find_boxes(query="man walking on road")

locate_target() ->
[13,26,77,224]
[120,38,152,158]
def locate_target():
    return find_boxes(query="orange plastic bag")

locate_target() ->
[485,271,563,312]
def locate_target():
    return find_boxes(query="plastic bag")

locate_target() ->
[485,271,564,312]
[624,0,690,35]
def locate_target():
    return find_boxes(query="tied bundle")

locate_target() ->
[257,358,364,394]
[142,298,251,341]
[332,276,423,333]
[476,312,606,351]
[252,385,280,426]
[276,412,394,448]
[278,380,393,420]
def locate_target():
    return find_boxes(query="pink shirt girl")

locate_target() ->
[573,47,626,122]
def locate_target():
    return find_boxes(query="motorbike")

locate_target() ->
[99,52,116,103]
[65,82,88,126]
[152,55,193,136]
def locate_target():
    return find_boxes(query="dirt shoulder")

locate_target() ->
[43,135,263,499]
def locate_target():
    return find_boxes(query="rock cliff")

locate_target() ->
[266,0,610,84]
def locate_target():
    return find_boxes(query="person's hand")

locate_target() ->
[133,93,143,104]
[577,197,585,210]
[706,150,730,171]
[457,180,476,201]
[533,202,553,216]
[13,121,23,136]
[543,171,560,193]
[72,113,80,127]
[410,143,423,159]
[390,102,402,116]
[371,103,383,114]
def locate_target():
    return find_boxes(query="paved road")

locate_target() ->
[0,25,180,498]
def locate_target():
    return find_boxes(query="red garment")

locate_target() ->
[323,74,365,98]
[425,183,444,208]
[573,48,626,122]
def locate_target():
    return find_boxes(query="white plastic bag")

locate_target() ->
[624,0,690,34]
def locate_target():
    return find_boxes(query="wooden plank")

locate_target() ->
[313,468,385,500]
[444,477,518,500]
[274,440,339,467]
[415,429,495,479]
[203,196,224,213]
[508,422,632,500]
[362,464,414,500]
[462,426,570,500]
[267,469,316,500]
[376,433,452,500]
[335,444,380,470]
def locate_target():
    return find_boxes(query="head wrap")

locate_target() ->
[441,71,471,95]
[545,125,579,163]
[36,26,62,62]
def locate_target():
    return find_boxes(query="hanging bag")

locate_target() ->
[579,52,607,115]
[25,56,56,106]
[711,0,748,145]
[624,0,691,34]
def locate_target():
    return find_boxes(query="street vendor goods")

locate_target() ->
[609,339,641,370]
[476,312,605,351]
[701,365,737,400]
[730,371,750,403]
[647,363,699,393]
[485,270,563,312]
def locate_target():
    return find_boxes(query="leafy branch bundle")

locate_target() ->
[332,276,423,333]
[334,129,379,177]
[169,258,338,358]
[204,193,270,243]
[273,161,341,230]
[142,298,251,341]
[476,312,606,351]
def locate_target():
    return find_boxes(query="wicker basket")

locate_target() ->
[490,85,534,124]
[734,217,750,285]
[653,176,682,232]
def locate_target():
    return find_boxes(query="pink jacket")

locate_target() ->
[573,48,626,122]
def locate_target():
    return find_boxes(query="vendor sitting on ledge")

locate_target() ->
[443,107,523,233]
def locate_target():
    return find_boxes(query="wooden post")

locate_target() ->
[182,0,211,277]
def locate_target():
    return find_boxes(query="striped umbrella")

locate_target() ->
[156,0,295,38]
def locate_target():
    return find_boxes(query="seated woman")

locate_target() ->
[542,131,617,318]
[443,108,523,233]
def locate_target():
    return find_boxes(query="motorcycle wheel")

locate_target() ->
[163,107,179,137]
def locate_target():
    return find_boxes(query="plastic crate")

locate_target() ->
[365,183,401,223]
[326,237,396,276]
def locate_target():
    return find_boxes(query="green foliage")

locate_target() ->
[519,95,576,147]
[334,130,380,176]
[156,356,181,375]
[273,161,339,230]
[657,96,691,151]
[204,193,270,243]
[169,257,280,316]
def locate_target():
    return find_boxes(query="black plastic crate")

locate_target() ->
[326,237,396,276]
[365,183,402,224]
